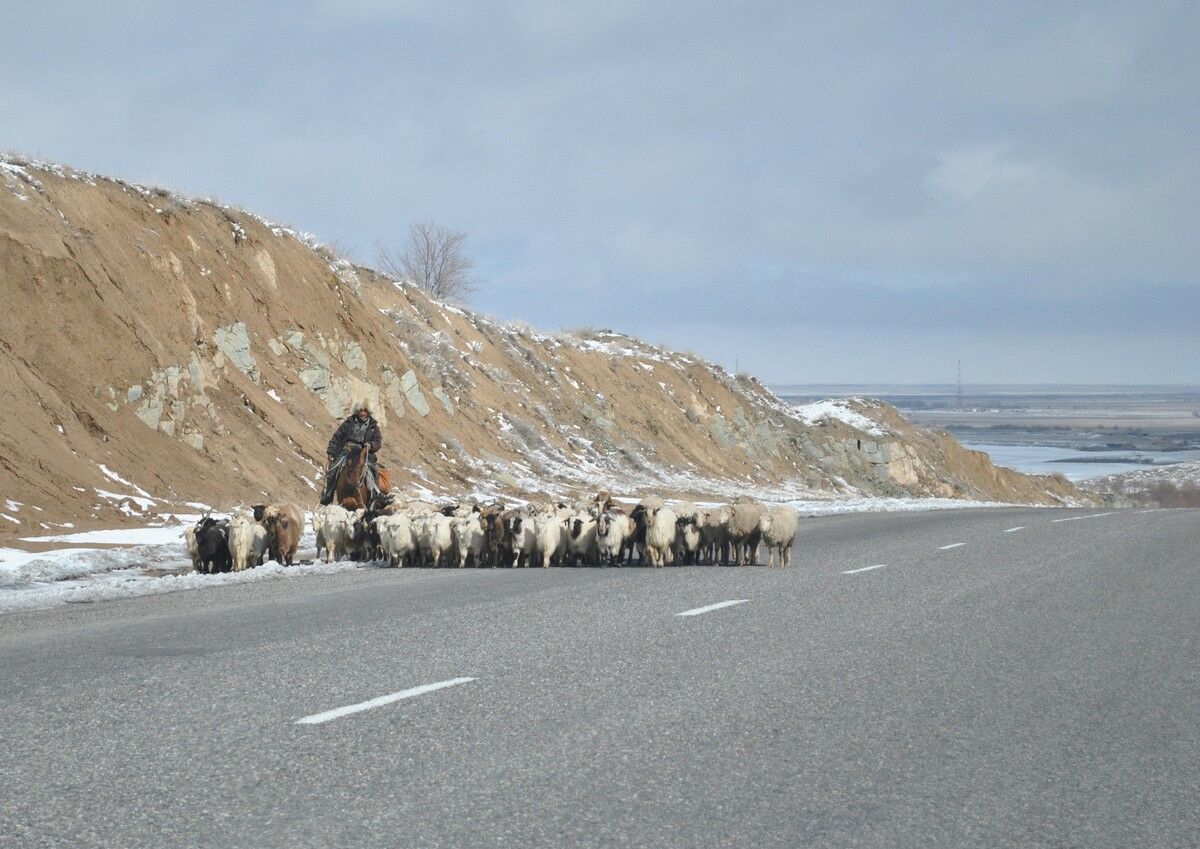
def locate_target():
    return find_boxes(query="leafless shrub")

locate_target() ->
[480,362,519,389]
[385,310,472,394]
[377,222,478,303]
[507,417,547,453]
[1146,481,1200,508]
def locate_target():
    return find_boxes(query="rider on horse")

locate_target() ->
[319,398,383,506]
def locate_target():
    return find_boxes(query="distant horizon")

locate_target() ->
[770,382,1200,394]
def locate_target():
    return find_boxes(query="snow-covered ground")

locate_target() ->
[0,494,1010,615]
[0,521,361,614]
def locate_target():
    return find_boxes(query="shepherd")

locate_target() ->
[319,398,383,506]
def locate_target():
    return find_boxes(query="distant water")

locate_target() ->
[959,443,1200,481]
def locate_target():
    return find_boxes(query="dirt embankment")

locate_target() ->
[0,157,1088,536]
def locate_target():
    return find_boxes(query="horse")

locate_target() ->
[333,442,371,510]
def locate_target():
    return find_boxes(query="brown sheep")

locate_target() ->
[478,503,505,567]
[592,489,614,516]
[261,503,303,565]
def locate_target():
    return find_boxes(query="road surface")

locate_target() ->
[1,507,1197,848]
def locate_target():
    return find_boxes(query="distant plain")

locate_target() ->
[776,385,1200,481]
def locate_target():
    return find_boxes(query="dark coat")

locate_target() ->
[327,415,382,458]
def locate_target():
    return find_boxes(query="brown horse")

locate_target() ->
[333,442,371,510]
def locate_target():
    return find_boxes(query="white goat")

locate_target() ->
[533,512,567,568]
[375,513,416,567]
[415,512,454,567]
[183,525,202,571]
[596,510,634,566]
[452,514,485,568]
[565,513,598,566]
[311,506,327,561]
[643,507,678,567]
[506,513,538,568]
[228,511,268,572]
[673,514,702,565]
[316,504,353,562]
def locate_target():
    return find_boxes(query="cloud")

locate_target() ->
[1,1,1197,383]
[924,145,1039,202]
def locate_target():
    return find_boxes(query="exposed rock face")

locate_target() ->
[213,322,259,383]
[0,156,1087,532]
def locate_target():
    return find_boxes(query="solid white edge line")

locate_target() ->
[296,677,476,725]
[677,599,750,617]
[938,543,966,550]
[1051,512,1116,523]
[843,564,886,575]
[1003,526,1025,532]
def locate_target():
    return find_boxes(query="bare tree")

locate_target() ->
[377,221,478,303]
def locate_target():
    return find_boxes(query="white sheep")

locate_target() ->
[643,507,678,567]
[758,506,799,567]
[727,500,764,566]
[228,511,268,572]
[698,506,731,565]
[452,514,485,568]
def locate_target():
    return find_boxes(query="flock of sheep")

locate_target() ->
[182,491,800,574]
[313,491,799,569]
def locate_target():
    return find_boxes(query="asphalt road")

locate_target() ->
[1,507,1197,849]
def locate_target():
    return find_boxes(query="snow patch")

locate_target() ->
[98,465,155,500]
[21,525,193,546]
[93,490,156,515]
[791,398,887,436]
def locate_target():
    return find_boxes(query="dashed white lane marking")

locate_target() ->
[677,599,750,617]
[843,564,886,575]
[296,677,476,725]
[1003,526,1025,533]
[1051,512,1116,524]
[938,543,966,550]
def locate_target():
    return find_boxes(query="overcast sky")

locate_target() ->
[3,1,1197,384]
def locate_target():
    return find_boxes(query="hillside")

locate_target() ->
[0,155,1085,536]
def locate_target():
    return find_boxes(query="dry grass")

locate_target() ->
[1105,479,1200,507]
